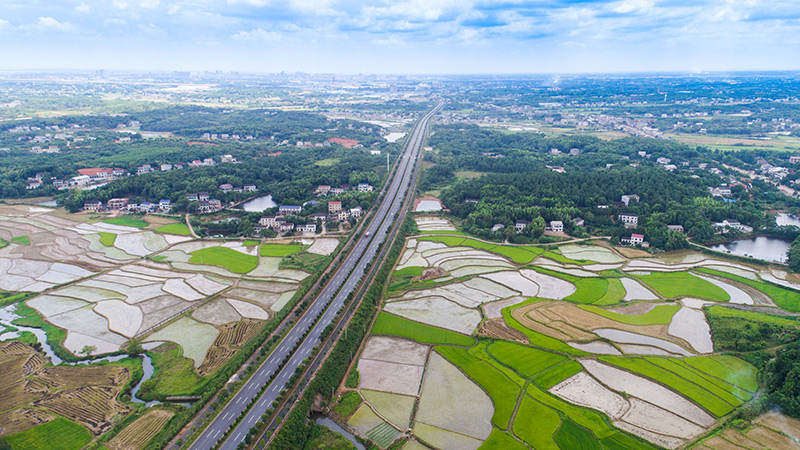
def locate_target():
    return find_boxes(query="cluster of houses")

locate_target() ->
[713,219,754,234]
[83,198,172,213]
[185,193,223,214]
[314,183,374,196]
[255,201,365,235]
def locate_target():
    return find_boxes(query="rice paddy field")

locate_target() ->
[338,216,800,450]
[0,204,345,448]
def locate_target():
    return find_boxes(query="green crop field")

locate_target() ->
[594,278,625,305]
[526,384,616,439]
[684,356,758,393]
[599,356,735,416]
[645,357,748,405]
[554,418,602,450]
[488,341,566,378]
[393,266,423,279]
[138,343,203,398]
[578,303,680,326]
[155,223,191,236]
[533,360,584,389]
[697,268,800,312]
[370,313,476,346]
[480,429,528,450]
[635,271,730,301]
[513,395,561,450]
[5,418,91,450]
[10,235,30,245]
[332,391,362,418]
[103,217,148,228]
[565,278,607,304]
[542,250,594,265]
[99,231,117,246]
[600,433,659,450]
[502,301,588,355]
[460,237,500,250]
[437,345,521,429]
[418,235,465,247]
[189,247,258,273]
[260,243,304,257]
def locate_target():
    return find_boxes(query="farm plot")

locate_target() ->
[4,417,92,450]
[192,298,241,326]
[621,277,659,301]
[635,272,730,301]
[383,296,482,334]
[226,298,270,320]
[559,244,626,263]
[668,307,713,353]
[108,409,175,450]
[481,271,539,297]
[306,238,340,256]
[415,216,457,231]
[389,282,499,308]
[691,273,753,305]
[520,268,576,299]
[414,352,493,442]
[356,336,428,396]
[145,317,219,367]
[198,319,263,376]
[360,389,416,429]
[550,372,629,420]
[189,247,258,274]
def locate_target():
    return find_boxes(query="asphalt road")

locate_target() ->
[188,102,442,450]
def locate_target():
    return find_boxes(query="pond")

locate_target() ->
[239,194,277,212]
[776,212,800,227]
[415,200,443,212]
[710,236,791,263]
[315,416,367,450]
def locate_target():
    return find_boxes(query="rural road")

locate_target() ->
[187,101,442,450]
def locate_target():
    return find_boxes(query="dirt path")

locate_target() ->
[185,212,199,239]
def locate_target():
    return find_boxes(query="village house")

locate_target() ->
[219,183,233,192]
[136,164,152,175]
[573,218,585,227]
[83,201,102,211]
[278,205,302,216]
[550,221,564,233]
[70,175,91,187]
[243,184,257,192]
[25,180,42,190]
[514,220,531,234]
[667,225,685,232]
[315,185,331,195]
[221,154,237,163]
[107,198,129,210]
[328,201,342,213]
[357,183,374,192]
[159,200,171,212]
[160,164,173,172]
[186,193,198,201]
[199,192,210,201]
[491,224,505,232]
[296,223,317,233]
[621,194,640,206]
[336,210,350,222]
[259,216,278,228]
[330,187,347,195]
[310,213,328,223]
[618,213,639,228]
[791,156,800,164]
[714,220,753,234]
[350,207,363,218]
[279,222,295,233]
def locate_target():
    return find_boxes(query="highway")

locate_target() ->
[188,101,442,450]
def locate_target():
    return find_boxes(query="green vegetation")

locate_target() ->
[697,267,800,312]
[155,223,191,236]
[10,236,30,245]
[542,250,594,265]
[0,238,6,249]
[578,303,680,326]
[303,424,355,450]
[189,247,258,273]
[242,239,260,246]
[533,360,584,389]
[594,278,625,305]
[332,391,362,418]
[706,305,800,352]
[437,345,521,429]
[260,243,304,257]
[371,313,476,346]
[138,343,203,399]
[599,433,658,450]
[11,302,70,361]
[513,395,561,450]
[554,418,602,450]
[103,217,148,228]
[480,429,528,450]
[565,278,607,304]
[4,418,91,450]
[502,300,588,355]
[635,271,730,301]
[487,341,566,378]
[99,232,117,246]
[344,369,359,389]
[599,356,737,416]
[392,266,423,280]
[645,357,750,405]
[766,341,800,418]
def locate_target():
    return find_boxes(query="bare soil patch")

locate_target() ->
[478,319,528,343]
[108,409,175,450]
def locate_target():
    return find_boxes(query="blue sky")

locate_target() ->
[0,0,798,73]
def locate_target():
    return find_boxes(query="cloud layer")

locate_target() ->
[0,0,797,73]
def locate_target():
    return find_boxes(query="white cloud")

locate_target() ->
[31,17,75,32]
[233,28,283,41]
[613,0,653,14]
[76,3,91,13]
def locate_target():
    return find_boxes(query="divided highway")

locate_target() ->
[188,102,442,450]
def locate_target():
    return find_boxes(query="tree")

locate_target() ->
[80,345,97,357]
[126,339,144,356]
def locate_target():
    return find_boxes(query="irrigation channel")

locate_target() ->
[0,304,172,407]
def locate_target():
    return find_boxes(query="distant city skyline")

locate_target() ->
[1,0,798,74]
